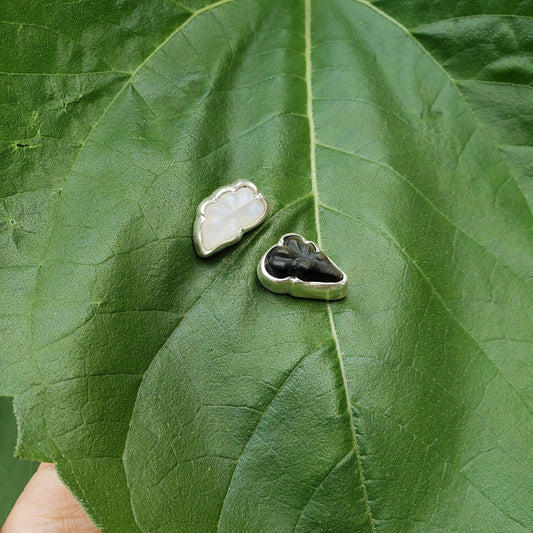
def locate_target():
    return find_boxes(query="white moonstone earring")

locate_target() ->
[193,180,269,257]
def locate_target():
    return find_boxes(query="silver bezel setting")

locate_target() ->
[257,233,348,301]
[193,180,269,258]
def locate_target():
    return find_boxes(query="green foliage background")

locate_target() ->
[1,0,532,531]
[0,397,37,524]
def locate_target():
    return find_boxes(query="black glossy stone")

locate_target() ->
[265,234,343,283]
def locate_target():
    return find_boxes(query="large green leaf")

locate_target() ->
[0,397,37,525]
[1,0,532,531]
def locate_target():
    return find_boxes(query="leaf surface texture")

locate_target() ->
[1,0,532,531]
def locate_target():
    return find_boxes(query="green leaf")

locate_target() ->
[0,397,37,525]
[1,0,532,531]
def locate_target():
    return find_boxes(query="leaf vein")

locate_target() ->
[410,13,533,33]
[315,140,531,287]
[353,0,533,211]
[320,202,533,415]
[293,449,355,531]
[353,402,530,530]
[215,338,335,530]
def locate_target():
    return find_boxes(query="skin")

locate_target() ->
[1,463,101,533]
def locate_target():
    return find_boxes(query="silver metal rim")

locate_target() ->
[193,180,269,258]
[257,233,348,300]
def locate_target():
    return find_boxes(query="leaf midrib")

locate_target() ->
[305,0,376,530]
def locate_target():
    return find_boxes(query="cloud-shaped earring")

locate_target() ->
[193,180,269,257]
[257,234,348,300]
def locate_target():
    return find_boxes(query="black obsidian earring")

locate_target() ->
[257,234,348,300]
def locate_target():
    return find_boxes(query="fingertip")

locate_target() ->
[2,462,101,533]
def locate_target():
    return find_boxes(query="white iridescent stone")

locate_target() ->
[194,181,269,257]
